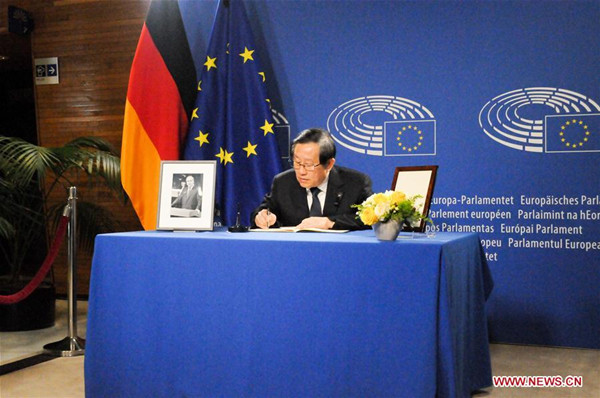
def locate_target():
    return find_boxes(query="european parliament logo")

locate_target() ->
[327,95,436,157]
[384,120,436,156]
[545,114,599,153]
[479,87,600,153]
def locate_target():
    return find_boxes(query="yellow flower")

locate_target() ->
[390,191,406,204]
[359,206,379,225]
[354,190,424,227]
[372,193,388,205]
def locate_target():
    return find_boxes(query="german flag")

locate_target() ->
[121,1,197,230]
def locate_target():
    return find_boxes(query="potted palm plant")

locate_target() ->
[0,135,123,331]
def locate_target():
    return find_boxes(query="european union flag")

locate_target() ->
[183,0,282,226]
[384,120,436,156]
[545,114,600,153]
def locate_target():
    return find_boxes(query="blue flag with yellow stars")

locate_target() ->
[183,0,282,226]
[545,114,600,153]
[384,120,436,156]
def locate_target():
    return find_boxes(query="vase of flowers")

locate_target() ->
[372,219,402,240]
[353,190,425,241]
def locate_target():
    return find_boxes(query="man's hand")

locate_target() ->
[255,209,277,229]
[296,217,334,230]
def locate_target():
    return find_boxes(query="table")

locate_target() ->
[85,229,493,398]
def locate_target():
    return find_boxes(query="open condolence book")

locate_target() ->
[249,227,349,233]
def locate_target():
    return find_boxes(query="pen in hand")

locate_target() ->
[266,208,270,229]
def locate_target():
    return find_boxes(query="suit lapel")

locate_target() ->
[323,167,344,215]
[293,183,309,218]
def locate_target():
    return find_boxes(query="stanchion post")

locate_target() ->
[44,186,85,357]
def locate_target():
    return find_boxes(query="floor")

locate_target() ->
[0,300,598,398]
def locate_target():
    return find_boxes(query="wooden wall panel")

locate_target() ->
[1,0,151,295]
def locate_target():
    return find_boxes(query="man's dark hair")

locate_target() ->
[291,128,336,165]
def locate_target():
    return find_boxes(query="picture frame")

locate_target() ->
[157,161,216,231]
[391,165,438,232]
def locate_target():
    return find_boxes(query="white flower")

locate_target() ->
[374,202,390,219]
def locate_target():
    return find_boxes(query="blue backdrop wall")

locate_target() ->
[179,0,599,349]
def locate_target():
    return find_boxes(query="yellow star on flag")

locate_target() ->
[216,147,234,165]
[239,46,255,63]
[191,108,199,121]
[204,55,217,71]
[258,72,266,82]
[194,131,209,147]
[260,119,274,136]
[197,80,202,91]
[243,141,258,157]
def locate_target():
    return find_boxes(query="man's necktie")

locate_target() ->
[309,187,322,216]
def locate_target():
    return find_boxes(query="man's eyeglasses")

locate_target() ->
[289,159,321,172]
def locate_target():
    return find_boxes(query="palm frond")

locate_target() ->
[64,136,118,154]
[51,137,124,198]
[0,136,60,187]
[0,135,124,279]
[0,217,16,240]
[84,150,123,195]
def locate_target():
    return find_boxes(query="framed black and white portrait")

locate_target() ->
[156,161,216,231]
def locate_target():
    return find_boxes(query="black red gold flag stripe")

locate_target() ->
[121,1,197,230]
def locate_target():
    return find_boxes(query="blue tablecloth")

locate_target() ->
[85,229,493,398]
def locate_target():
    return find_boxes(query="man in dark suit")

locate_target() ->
[251,128,372,230]
[171,175,202,215]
